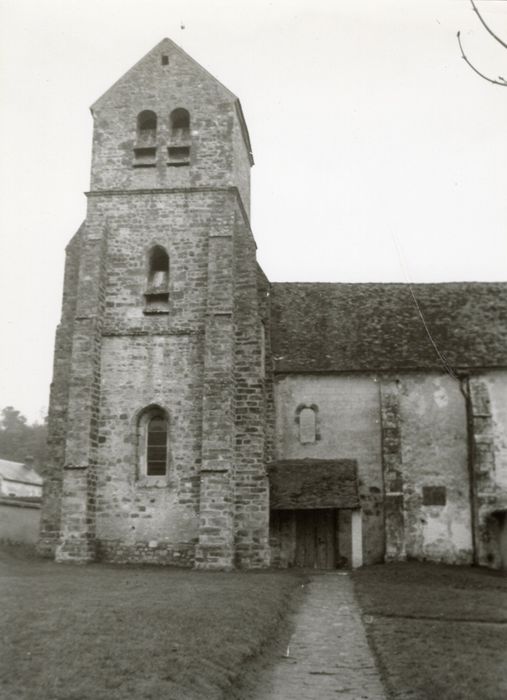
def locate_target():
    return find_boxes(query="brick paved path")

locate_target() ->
[251,572,386,699]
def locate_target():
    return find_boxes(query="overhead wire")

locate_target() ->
[390,232,458,380]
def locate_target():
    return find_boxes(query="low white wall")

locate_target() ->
[0,498,41,545]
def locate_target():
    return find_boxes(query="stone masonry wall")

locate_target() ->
[92,190,238,565]
[95,334,202,560]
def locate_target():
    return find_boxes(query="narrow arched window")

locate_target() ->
[299,408,316,444]
[295,405,319,444]
[168,108,191,167]
[146,414,167,476]
[144,245,169,314]
[137,406,169,479]
[170,108,190,133]
[134,110,158,167]
[148,246,169,290]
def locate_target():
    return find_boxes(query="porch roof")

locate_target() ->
[268,459,359,510]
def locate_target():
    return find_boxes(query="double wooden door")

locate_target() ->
[294,509,337,569]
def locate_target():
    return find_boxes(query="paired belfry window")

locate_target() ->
[133,109,191,167]
[138,110,157,141]
[170,108,190,133]
[133,110,158,167]
[168,109,191,166]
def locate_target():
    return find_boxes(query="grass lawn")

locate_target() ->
[352,562,507,700]
[0,545,301,700]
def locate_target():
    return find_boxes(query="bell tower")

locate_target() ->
[39,39,270,570]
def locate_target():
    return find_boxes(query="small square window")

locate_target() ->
[133,146,157,168]
[422,486,446,506]
[161,55,169,66]
[144,292,169,314]
[167,145,190,167]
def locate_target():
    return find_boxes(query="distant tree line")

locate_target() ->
[0,407,47,475]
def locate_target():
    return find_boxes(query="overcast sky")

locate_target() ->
[0,0,506,424]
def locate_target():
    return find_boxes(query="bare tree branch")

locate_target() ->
[470,0,507,51]
[457,31,507,87]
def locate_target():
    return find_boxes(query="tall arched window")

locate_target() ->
[146,414,168,476]
[144,245,169,314]
[137,406,169,478]
[168,108,191,166]
[134,110,157,167]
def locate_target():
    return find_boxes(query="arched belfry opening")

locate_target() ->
[170,108,190,134]
[137,110,157,141]
[168,108,191,166]
[148,245,169,287]
[134,110,158,167]
[144,245,169,313]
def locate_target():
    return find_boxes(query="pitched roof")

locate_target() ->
[0,459,43,486]
[92,38,236,110]
[270,282,507,373]
[269,459,359,510]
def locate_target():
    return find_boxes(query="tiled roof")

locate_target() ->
[0,459,43,486]
[270,282,507,372]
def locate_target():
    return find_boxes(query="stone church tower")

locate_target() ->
[39,38,271,569]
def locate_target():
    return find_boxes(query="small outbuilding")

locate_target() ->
[0,458,43,545]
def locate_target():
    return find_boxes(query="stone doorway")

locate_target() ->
[270,508,358,569]
[268,459,362,568]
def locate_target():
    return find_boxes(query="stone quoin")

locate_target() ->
[38,38,507,570]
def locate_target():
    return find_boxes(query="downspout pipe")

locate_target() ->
[458,372,478,566]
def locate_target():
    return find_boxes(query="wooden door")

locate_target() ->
[294,509,337,569]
